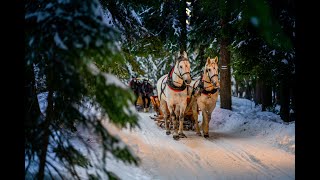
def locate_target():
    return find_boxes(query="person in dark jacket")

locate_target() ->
[141,79,153,112]
[129,76,141,106]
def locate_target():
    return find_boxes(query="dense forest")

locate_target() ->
[25,0,296,179]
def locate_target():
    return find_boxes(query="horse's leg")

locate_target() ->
[177,104,187,138]
[202,109,210,138]
[169,104,179,140]
[207,100,217,124]
[203,102,216,137]
[160,100,170,135]
[207,108,215,124]
[178,115,187,138]
[192,103,201,136]
[197,100,207,137]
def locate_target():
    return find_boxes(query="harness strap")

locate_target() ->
[201,67,219,92]
[192,78,218,97]
[201,88,218,95]
[191,79,200,96]
[167,66,187,91]
[159,76,167,101]
[174,71,190,81]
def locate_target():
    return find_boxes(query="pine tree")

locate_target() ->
[134,0,190,74]
[218,0,233,109]
[98,0,149,79]
[231,0,295,118]
[25,0,141,179]
[188,0,219,77]
[189,0,238,109]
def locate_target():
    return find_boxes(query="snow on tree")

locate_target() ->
[25,0,140,179]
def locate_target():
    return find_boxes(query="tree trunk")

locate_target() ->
[199,44,206,68]
[275,87,281,104]
[25,64,41,127]
[37,97,52,180]
[195,44,206,77]
[179,0,187,53]
[219,36,232,110]
[25,64,43,178]
[235,79,239,97]
[272,87,276,105]
[289,75,296,122]
[261,81,272,111]
[244,79,252,100]
[280,79,290,121]
[254,79,262,105]
[37,66,54,180]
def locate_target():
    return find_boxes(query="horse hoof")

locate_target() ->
[166,131,171,135]
[179,133,187,138]
[196,132,202,136]
[204,134,209,138]
[173,134,180,140]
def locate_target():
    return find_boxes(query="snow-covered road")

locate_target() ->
[104,109,294,180]
[41,97,293,180]
[33,91,294,180]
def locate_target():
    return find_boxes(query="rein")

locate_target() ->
[189,78,218,100]
[166,59,190,92]
[159,76,167,101]
[202,73,218,91]
[196,68,219,97]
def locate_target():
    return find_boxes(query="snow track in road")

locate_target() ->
[104,112,294,180]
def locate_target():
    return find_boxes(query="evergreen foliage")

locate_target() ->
[25,0,140,179]
[25,0,297,178]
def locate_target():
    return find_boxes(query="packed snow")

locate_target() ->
[30,95,294,179]
[104,96,294,180]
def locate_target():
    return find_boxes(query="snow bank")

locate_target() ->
[210,97,295,154]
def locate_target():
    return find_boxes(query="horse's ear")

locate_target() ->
[174,51,180,62]
[182,51,187,58]
[177,51,181,57]
[213,56,218,64]
[206,57,211,64]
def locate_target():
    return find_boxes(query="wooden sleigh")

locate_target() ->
[149,95,199,131]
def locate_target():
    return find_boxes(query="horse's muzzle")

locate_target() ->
[213,82,220,89]
[184,79,191,84]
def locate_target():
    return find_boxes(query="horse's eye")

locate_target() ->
[180,66,182,68]
[206,69,208,72]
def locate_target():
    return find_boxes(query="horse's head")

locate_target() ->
[175,51,191,85]
[204,56,220,89]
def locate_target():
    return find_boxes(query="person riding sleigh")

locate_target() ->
[141,79,153,112]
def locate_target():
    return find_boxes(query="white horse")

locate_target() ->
[189,56,220,138]
[156,51,191,140]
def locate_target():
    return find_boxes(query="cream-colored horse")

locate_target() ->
[156,51,191,140]
[189,56,220,138]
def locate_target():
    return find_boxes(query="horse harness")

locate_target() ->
[191,72,218,99]
[159,58,190,101]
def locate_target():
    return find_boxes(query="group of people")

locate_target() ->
[129,76,153,112]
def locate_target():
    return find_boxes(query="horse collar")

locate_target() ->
[198,79,218,96]
[201,88,218,95]
[167,67,187,91]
